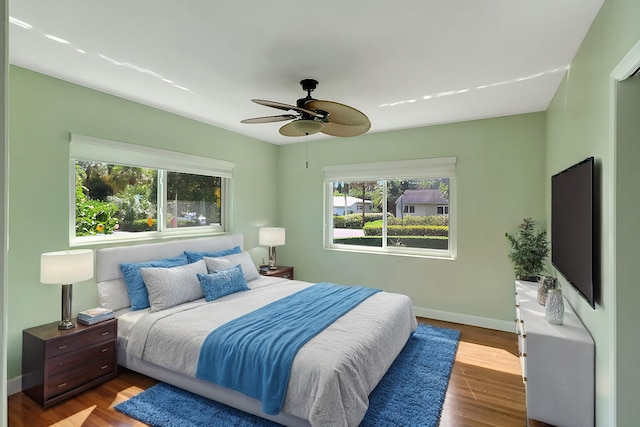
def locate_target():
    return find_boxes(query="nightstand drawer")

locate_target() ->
[48,341,115,376]
[23,318,118,407]
[280,270,293,279]
[46,322,116,358]
[47,353,115,398]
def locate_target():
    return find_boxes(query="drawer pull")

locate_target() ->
[58,362,64,366]
[100,365,109,370]
[101,348,109,353]
[57,382,67,388]
[101,331,110,336]
[58,345,68,350]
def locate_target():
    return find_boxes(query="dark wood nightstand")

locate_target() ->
[259,265,294,280]
[22,318,117,408]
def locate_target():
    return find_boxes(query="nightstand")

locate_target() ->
[22,318,117,408]
[259,265,294,280]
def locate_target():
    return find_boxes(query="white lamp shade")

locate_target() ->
[40,249,94,284]
[292,119,323,135]
[259,227,285,247]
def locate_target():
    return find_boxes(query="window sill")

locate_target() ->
[324,244,456,261]
[70,228,226,248]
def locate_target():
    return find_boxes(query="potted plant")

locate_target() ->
[505,218,550,282]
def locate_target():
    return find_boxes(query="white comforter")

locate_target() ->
[121,278,417,426]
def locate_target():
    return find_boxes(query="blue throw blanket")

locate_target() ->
[196,282,381,415]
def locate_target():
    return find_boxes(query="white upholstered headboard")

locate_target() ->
[95,234,244,310]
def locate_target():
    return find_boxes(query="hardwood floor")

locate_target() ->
[8,318,550,426]
[421,319,547,427]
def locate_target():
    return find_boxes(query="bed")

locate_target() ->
[95,234,417,427]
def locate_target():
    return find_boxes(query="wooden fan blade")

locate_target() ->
[252,99,297,111]
[252,99,324,119]
[321,121,371,137]
[305,99,370,126]
[241,114,297,124]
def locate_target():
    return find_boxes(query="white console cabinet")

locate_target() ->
[515,280,594,427]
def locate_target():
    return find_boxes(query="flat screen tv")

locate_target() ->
[551,157,597,308]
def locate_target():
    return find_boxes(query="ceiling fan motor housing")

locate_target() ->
[300,79,319,93]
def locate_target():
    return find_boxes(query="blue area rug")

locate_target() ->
[115,324,460,426]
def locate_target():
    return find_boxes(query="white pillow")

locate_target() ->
[203,251,260,282]
[140,260,207,312]
[97,278,130,311]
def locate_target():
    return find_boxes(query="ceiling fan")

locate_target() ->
[241,79,371,137]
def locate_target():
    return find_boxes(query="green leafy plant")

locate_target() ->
[75,164,119,236]
[505,218,550,280]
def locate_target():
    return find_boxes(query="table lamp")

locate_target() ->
[40,249,94,330]
[259,227,285,270]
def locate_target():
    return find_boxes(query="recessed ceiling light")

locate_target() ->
[9,17,32,29]
[45,34,70,44]
[99,54,122,66]
[173,84,193,93]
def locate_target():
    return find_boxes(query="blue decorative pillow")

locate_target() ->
[120,255,189,311]
[184,246,241,263]
[197,265,250,302]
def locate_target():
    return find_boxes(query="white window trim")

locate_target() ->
[323,157,457,260]
[69,133,234,246]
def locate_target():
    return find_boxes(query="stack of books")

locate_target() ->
[77,307,115,325]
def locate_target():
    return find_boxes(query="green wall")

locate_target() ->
[615,72,640,427]
[277,113,546,325]
[545,0,640,425]
[6,66,279,379]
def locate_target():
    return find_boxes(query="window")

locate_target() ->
[437,206,449,215]
[70,134,233,245]
[324,157,456,259]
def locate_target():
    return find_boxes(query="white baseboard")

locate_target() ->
[413,305,516,333]
[7,375,21,396]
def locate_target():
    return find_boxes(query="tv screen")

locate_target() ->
[551,157,597,308]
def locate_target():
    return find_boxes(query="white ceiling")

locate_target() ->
[8,1,604,145]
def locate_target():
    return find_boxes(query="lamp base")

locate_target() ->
[58,319,75,330]
[59,283,75,330]
[268,246,277,270]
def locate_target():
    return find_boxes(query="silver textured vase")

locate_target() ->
[537,276,557,305]
[545,288,565,325]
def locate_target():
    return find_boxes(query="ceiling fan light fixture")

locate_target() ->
[292,119,324,135]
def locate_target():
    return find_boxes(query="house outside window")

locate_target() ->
[324,157,456,259]
[396,190,449,217]
[70,134,233,245]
